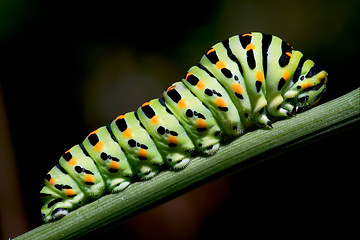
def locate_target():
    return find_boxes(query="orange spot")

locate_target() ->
[142,102,151,107]
[84,174,95,183]
[168,135,178,144]
[196,118,207,128]
[122,128,133,138]
[242,33,253,37]
[215,97,226,108]
[215,60,226,69]
[283,70,290,81]
[207,48,215,55]
[301,82,312,89]
[166,85,175,92]
[138,148,148,158]
[196,80,206,89]
[232,83,243,95]
[286,52,292,58]
[94,141,104,151]
[116,115,126,121]
[245,43,255,51]
[110,161,119,170]
[255,70,264,82]
[178,98,187,108]
[68,158,77,166]
[185,72,193,79]
[150,115,160,124]
[65,189,76,196]
[49,178,56,185]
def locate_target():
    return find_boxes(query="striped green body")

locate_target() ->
[40,32,327,222]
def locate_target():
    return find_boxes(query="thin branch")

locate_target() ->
[14,88,360,240]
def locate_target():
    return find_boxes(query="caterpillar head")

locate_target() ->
[284,61,328,113]
[294,68,328,112]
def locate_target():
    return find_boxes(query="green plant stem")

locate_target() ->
[14,88,360,240]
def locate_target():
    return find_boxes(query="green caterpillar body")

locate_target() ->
[40,32,328,222]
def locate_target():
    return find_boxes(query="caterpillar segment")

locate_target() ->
[235,32,271,127]
[199,39,253,128]
[110,112,165,180]
[163,82,222,154]
[136,98,195,169]
[82,126,133,192]
[183,66,243,136]
[40,32,328,222]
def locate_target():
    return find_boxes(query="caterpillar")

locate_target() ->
[40,32,328,222]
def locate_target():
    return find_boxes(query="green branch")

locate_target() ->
[14,88,360,240]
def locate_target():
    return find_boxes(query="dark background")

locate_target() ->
[0,0,359,239]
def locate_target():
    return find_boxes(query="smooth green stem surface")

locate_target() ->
[14,88,360,240]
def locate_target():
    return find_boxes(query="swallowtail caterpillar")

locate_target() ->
[40,32,328,222]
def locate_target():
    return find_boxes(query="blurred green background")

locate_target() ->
[0,0,359,239]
